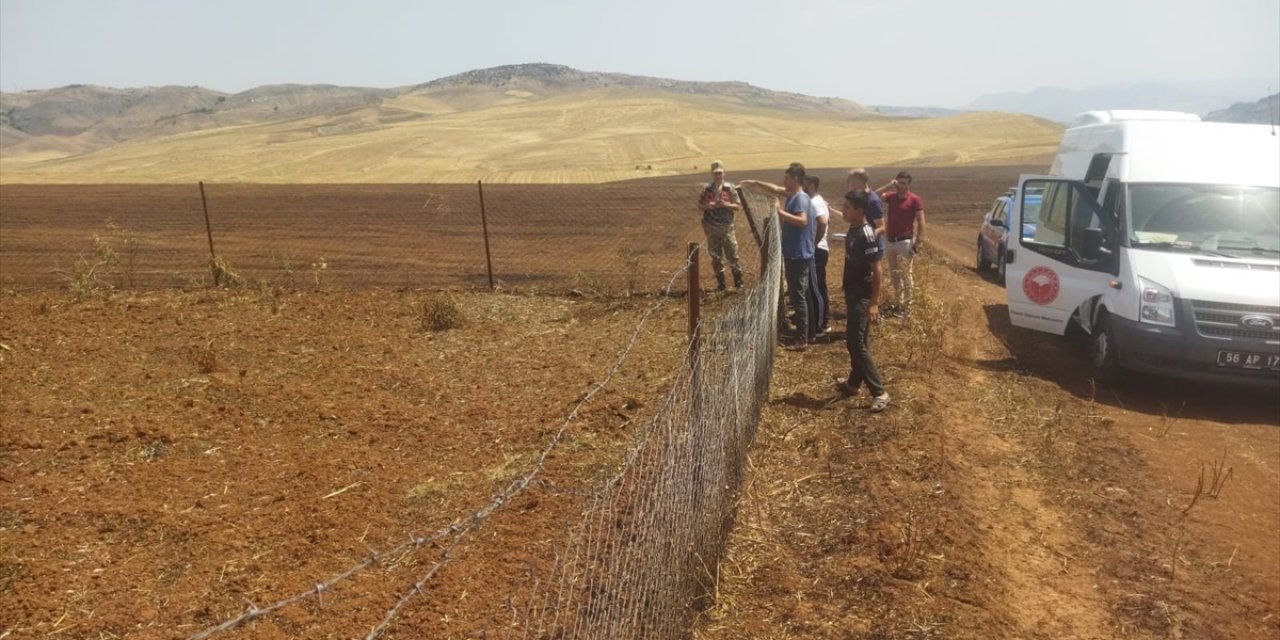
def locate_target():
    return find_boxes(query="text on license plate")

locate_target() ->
[1216,350,1280,371]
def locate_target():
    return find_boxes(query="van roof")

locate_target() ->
[1057,118,1280,187]
[1070,110,1202,127]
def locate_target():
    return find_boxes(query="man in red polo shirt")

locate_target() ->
[877,171,926,317]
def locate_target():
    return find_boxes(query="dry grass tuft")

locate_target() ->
[418,294,465,332]
[407,474,468,506]
[189,343,219,374]
[210,255,244,288]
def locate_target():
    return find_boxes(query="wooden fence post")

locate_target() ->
[736,186,763,248]
[477,180,495,290]
[199,181,216,261]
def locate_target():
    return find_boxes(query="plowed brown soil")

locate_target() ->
[2,167,1277,639]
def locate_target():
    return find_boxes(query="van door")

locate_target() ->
[1005,176,1118,334]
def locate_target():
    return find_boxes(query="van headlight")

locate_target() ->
[1138,277,1176,327]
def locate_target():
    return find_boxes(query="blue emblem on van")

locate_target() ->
[1240,315,1274,329]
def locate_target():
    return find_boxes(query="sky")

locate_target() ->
[1,0,1277,108]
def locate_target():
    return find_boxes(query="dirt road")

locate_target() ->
[695,214,1279,638]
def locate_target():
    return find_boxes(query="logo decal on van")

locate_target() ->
[1240,315,1274,329]
[1023,266,1060,306]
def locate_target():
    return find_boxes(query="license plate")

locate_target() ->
[1216,350,1280,371]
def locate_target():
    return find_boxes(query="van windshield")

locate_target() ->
[1128,184,1280,257]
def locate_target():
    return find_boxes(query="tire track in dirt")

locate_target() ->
[930,219,1280,638]
[880,246,1118,638]
[934,291,1116,639]
[697,257,1120,638]
[698,218,1276,639]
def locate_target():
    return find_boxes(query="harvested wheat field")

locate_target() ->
[1,166,1277,639]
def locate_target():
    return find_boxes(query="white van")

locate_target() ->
[1004,110,1280,386]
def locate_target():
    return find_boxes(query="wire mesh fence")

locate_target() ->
[505,210,781,639]
[172,189,781,639]
[0,182,772,295]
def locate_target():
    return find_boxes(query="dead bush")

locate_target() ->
[419,294,465,332]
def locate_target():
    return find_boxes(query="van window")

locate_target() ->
[1019,179,1115,272]
[1129,184,1280,255]
[1032,182,1071,248]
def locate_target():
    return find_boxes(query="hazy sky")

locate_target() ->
[2,0,1277,108]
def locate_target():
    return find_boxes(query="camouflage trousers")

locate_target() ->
[702,220,743,288]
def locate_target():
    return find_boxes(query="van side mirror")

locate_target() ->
[1080,227,1111,259]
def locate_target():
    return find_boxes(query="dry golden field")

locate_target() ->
[0,88,1061,184]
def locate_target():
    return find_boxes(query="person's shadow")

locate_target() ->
[980,303,1279,425]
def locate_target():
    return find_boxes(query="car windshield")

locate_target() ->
[1128,184,1280,257]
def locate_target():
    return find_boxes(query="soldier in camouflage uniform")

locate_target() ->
[698,160,745,291]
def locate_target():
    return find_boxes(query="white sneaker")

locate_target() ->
[868,393,890,412]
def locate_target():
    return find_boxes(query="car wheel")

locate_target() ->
[997,249,1007,285]
[1091,312,1124,386]
[976,239,992,271]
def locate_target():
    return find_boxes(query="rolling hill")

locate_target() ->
[1205,93,1280,124]
[0,64,1063,184]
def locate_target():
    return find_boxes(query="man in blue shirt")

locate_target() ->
[742,163,818,350]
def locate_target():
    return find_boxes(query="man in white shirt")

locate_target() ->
[804,175,831,335]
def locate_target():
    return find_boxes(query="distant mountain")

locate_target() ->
[963,82,1270,123]
[1204,93,1280,124]
[414,63,870,114]
[0,64,871,158]
[0,83,398,156]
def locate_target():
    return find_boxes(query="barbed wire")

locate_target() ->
[186,250,698,640]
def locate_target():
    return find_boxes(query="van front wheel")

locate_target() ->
[1091,313,1124,386]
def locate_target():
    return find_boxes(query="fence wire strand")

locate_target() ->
[0,183,711,294]
[186,249,699,640]
[14,181,785,640]
[501,194,782,640]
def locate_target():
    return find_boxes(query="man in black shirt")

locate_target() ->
[838,190,890,412]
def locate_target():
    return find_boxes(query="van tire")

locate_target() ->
[977,239,992,271]
[1091,312,1124,386]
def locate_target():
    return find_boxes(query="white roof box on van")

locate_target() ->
[1070,110,1202,127]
